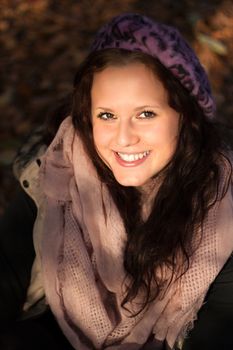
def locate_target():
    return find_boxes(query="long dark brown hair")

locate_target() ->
[50,48,232,314]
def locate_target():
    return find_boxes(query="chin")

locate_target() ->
[115,177,146,187]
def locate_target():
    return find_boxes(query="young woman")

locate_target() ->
[1,13,233,350]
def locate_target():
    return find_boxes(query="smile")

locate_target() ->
[114,151,150,167]
[117,151,150,162]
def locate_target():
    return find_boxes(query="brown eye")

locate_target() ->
[97,112,115,120]
[139,111,156,119]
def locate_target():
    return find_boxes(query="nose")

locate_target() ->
[115,120,139,147]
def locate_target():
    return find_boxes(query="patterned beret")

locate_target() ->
[91,13,215,118]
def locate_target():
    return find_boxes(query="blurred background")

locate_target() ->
[0,0,233,215]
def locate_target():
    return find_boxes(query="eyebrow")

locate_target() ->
[134,105,161,111]
[95,105,161,111]
[95,107,115,112]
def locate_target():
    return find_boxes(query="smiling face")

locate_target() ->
[91,63,180,188]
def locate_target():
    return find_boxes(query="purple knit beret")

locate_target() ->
[91,13,215,118]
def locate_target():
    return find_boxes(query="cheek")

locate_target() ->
[162,116,180,141]
[92,125,102,147]
[92,126,113,169]
[93,125,110,150]
[150,122,179,150]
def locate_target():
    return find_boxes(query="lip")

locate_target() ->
[114,151,150,167]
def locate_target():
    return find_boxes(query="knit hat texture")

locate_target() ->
[91,13,215,118]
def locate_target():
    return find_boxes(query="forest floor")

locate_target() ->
[0,0,233,215]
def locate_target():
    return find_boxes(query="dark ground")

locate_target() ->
[0,0,233,215]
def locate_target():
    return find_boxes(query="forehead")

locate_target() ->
[91,63,168,104]
[93,62,157,82]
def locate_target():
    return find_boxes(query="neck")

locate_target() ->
[139,172,165,221]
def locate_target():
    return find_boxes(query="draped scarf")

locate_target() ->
[39,117,233,350]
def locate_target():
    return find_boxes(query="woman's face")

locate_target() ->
[91,63,180,188]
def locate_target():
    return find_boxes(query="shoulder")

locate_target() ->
[216,152,233,196]
[13,126,48,206]
[18,158,45,207]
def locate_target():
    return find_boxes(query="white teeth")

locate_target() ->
[117,151,149,162]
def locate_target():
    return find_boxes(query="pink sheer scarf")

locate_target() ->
[39,117,233,349]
